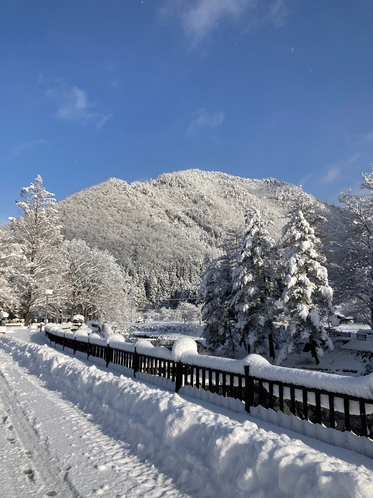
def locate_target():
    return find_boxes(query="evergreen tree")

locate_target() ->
[9,175,63,325]
[277,210,334,365]
[199,252,237,356]
[231,209,279,357]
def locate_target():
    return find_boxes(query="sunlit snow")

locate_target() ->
[1,327,373,497]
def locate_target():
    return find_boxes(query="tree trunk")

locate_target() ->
[269,333,275,361]
[310,341,320,365]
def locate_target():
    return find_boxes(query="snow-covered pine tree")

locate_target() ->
[199,252,237,356]
[278,210,334,365]
[230,209,279,357]
[9,175,63,325]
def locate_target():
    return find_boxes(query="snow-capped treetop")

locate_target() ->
[13,174,57,218]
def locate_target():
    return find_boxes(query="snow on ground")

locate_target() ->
[1,327,373,497]
[129,321,204,345]
[281,324,373,376]
[282,346,369,376]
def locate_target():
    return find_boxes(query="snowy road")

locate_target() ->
[1,329,373,497]
[0,337,189,497]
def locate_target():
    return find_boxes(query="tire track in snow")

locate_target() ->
[0,362,80,498]
[0,343,190,497]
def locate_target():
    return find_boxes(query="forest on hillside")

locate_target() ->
[2,168,373,364]
[57,169,346,308]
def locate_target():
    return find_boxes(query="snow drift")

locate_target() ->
[1,334,373,498]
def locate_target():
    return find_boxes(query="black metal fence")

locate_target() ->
[45,329,373,441]
[328,329,369,341]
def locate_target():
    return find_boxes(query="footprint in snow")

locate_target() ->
[22,468,35,482]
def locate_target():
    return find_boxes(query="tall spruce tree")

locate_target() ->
[231,209,279,357]
[9,175,63,324]
[199,252,237,356]
[277,210,334,365]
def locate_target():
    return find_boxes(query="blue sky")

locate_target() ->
[1,0,372,223]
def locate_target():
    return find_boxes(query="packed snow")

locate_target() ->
[1,327,373,497]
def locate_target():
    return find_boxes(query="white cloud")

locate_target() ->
[187,109,225,135]
[47,85,112,128]
[322,153,361,184]
[362,131,373,144]
[160,0,291,46]
[13,139,45,157]
[323,166,340,184]
[345,130,373,145]
[267,0,290,27]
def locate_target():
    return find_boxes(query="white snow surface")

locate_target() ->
[1,328,373,497]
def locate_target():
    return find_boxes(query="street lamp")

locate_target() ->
[45,289,53,325]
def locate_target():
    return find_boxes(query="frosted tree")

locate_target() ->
[63,239,130,324]
[0,226,20,313]
[9,175,63,325]
[199,252,237,356]
[338,166,373,327]
[90,246,131,324]
[277,210,334,365]
[231,209,279,357]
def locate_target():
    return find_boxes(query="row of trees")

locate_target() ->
[2,166,373,366]
[199,164,373,364]
[0,176,131,326]
[199,208,335,364]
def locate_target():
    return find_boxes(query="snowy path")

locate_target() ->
[0,362,79,497]
[0,345,189,497]
[1,330,373,497]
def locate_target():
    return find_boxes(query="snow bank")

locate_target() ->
[45,325,373,399]
[172,337,198,361]
[89,333,107,346]
[2,335,373,498]
[108,333,135,352]
[245,354,373,399]
[136,339,173,360]
[74,329,90,342]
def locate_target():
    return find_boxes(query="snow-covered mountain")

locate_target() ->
[58,169,345,307]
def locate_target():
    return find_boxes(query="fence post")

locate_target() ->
[245,365,254,413]
[175,361,183,393]
[73,338,77,355]
[133,347,139,378]
[105,345,112,367]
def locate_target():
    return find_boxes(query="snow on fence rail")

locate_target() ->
[45,325,373,444]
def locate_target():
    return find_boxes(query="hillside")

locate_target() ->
[58,169,345,307]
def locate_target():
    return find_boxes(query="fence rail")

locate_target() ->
[328,329,369,341]
[45,329,373,442]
